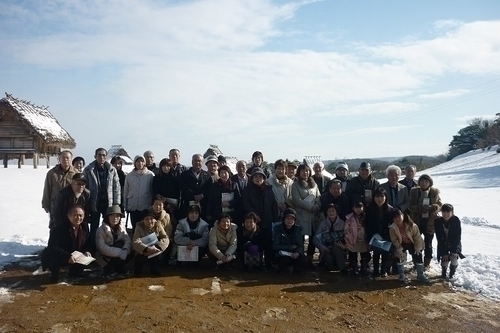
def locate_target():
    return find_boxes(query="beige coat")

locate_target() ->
[41,165,76,211]
[209,221,238,260]
[267,175,294,208]
[148,207,173,239]
[95,222,132,266]
[132,221,169,254]
[389,221,424,253]
[291,179,321,236]
[408,187,442,233]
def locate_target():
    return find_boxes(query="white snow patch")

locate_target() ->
[148,285,165,291]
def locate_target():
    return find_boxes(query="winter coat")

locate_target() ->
[206,179,242,223]
[46,221,91,265]
[242,182,279,230]
[152,171,181,205]
[291,179,321,236]
[247,164,273,179]
[344,212,366,252]
[132,221,169,254]
[319,192,351,220]
[231,174,249,193]
[179,168,210,214]
[83,161,121,212]
[313,216,345,253]
[237,226,265,254]
[345,175,380,205]
[147,207,173,239]
[95,222,132,265]
[124,168,154,212]
[399,178,418,195]
[208,221,238,260]
[365,204,393,242]
[380,182,410,212]
[388,221,424,254]
[408,187,442,234]
[312,174,332,194]
[434,216,462,262]
[174,218,209,248]
[267,175,294,209]
[42,165,77,211]
[50,185,91,227]
[272,223,304,256]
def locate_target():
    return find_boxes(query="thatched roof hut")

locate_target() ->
[0,93,76,168]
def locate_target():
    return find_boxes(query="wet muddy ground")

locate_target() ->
[1,255,499,333]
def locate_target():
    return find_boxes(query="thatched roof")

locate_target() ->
[0,93,76,148]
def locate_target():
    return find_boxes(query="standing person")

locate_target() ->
[344,202,370,276]
[143,150,159,176]
[334,162,350,192]
[169,148,188,178]
[200,155,219,219]
[345,162,380,206]
[217,155,227,167]
[272,208,307,274]
[399,165,418,195]
[291,164,321,263]
[320,179,351,221]
[247,151,272,179]
[313,204,347,275]
[380,165,409,212]
[72,156,85,173]
[206,165,241,227]
[408,174,442,269]
[388,209,428,283]
[179,154,210,218]
[208,213,238,270]
[95,205,133,276]
[286,160,298,181]
[231,160,249,193]
[43,205,93,283]
[42,150,76,226]
[242,167,279,269]
[153,158,181,220]
[267,159,294,219]
[110,156,126,213]
[365,188,393,278]
[434,204,463,279]
[50,173,91,228]
[124,155,155,231]
[312,162,332,194]
[83,148,121,248]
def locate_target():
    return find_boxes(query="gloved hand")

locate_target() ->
[247,245,259,256]
[395,248,404,260]
[414,249,421,256]
[118,249,128,261]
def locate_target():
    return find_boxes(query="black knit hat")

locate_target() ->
[282,208,297,221]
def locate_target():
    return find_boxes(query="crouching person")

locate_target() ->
[313,204,348,275]
[237,212,265,269]
[435,204,464,279]
[132,211,169,275]
[388,209,428,283]
[95,205,133,276]
[272,208,307,274]
[208,213,238,270]
[173,204,209,265]
[43,205,93,283]
[148,196,174,264]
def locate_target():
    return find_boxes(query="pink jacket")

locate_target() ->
[344,212,365,252]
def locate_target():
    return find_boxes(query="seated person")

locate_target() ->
[208,213,238,270]
[272,208,307,274]
[313,204,347,275]
[95,205,133,276]
[132,211,169,275]
[237,212,265,269]
[173,204,209,264]
[43,205,93,283]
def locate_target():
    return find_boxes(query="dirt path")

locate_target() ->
[1,257,499,333]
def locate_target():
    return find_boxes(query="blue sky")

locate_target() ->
[1,0,499,164]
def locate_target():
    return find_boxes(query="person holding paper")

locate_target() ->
[345,162,380,206]
[272,208,307,274]
[95,205,133,276]
[408,174,442,269]
[208,213,238,270]
[388,209,428,283]
[206,165,241,227]
[173,204,210,264]
[132,211,169,275]
[43,205,93,283]
[365,188,393,278]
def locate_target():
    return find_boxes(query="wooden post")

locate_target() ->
[46,153,50,169]
[3,154,7,168]
[20,154,25,165]
[18,154,21,168]
[33,152,38,169]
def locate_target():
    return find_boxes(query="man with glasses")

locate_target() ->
[50,173,91,228]
[83,148,121,249]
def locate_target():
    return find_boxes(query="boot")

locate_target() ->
[397,263,408,283]
[441,265,448,279]
[416,263,429,283]
[449,265,458,279]
[424,257,431,271]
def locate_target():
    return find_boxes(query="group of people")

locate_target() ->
[40,148,463,284]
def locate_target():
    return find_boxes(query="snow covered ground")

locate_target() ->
[0,146,499,300]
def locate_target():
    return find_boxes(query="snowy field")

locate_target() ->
[0,146,499,300]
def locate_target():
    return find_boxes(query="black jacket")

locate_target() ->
[242,182,278,230]
[153,171,181,202]
[50,185,91,228]
[365,204,393,241]
[206,179,242,225]
[47,221,91,266]
[319,191,351,220]
[434,216,463,261]
[179,168,210,216]
[345,175,380,205]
